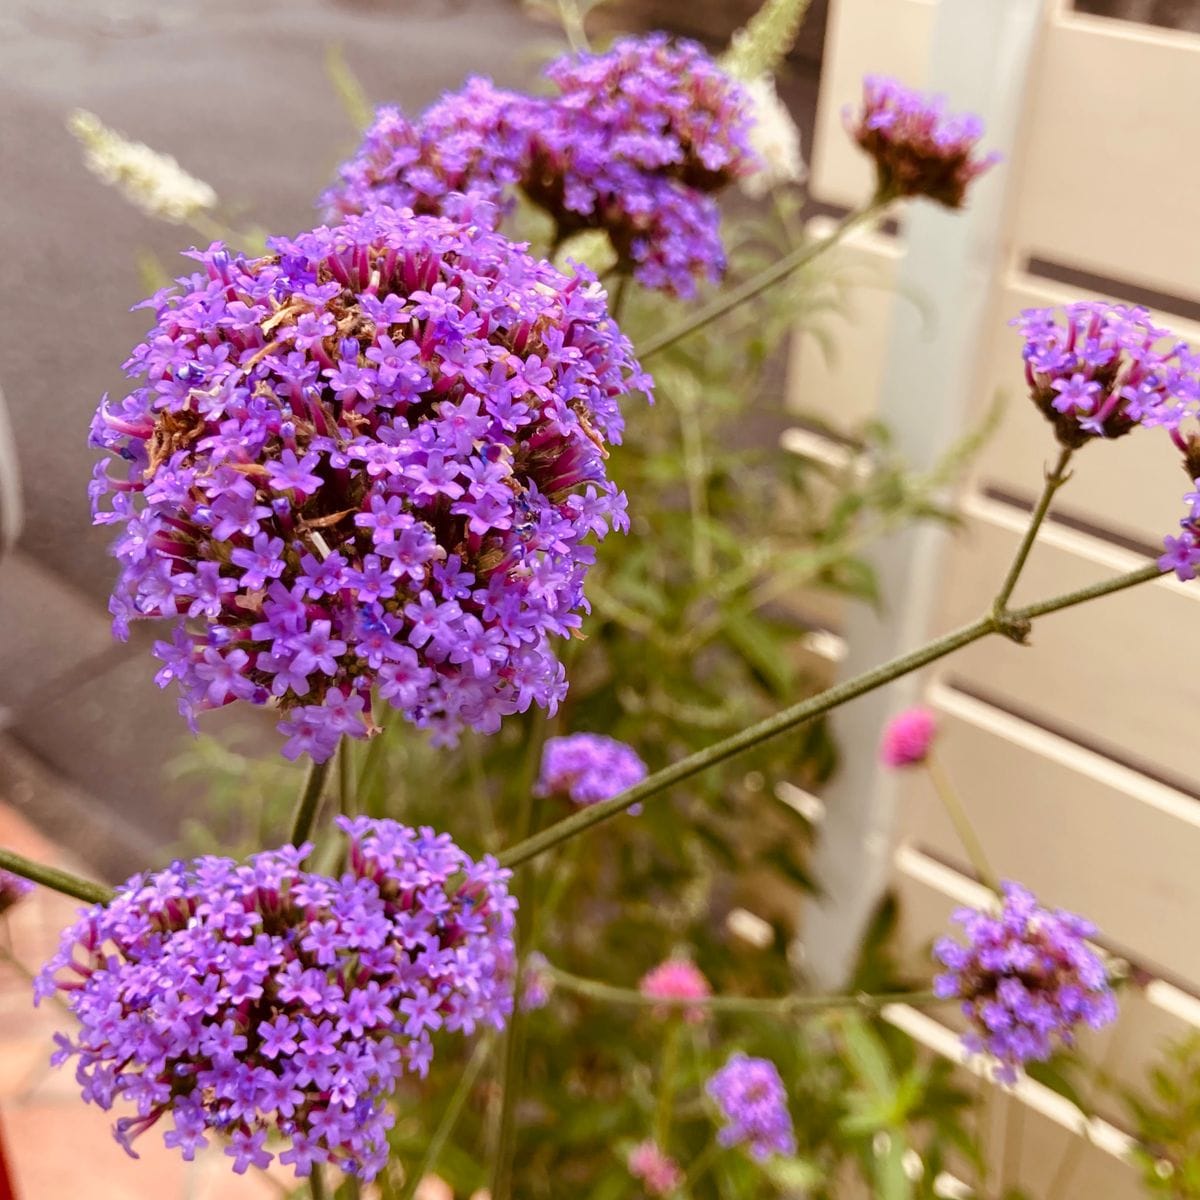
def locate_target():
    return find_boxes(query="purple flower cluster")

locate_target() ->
[933,882,1117,1084]
[324,35,756,297]
[846,75,997,209]
[321,78,533,226]
[529,34,757,296]
[0,868,34,915]
[36,817,515,1180]
[90,207,647,760]
[706,1053,796,1161]
[1011,300,1200,581]
[1013,301,1199,446]
[535,732,648,806]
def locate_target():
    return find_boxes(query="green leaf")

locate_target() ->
[722,610,797,696]
[841,1016,897,1099]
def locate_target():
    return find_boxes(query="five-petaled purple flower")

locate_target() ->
[933,881,1117,1084]
[846,75,998,208]
[706,1053,796,1161]
[36,817,516,1181]
[90,207,647,761]
[535,732,648,807]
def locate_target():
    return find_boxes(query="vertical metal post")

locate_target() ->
[802,0,1050,987]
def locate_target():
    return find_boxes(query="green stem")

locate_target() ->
[497,561,1166,870]
[489,721,550,1200]
[655,1022,683,1147]
[1009,560,1162,622]
[309,1163,328,1200]
[0,848,112,904]
[290,754,334,847]
[338,738,357,818]
[925,753,1001,895]
[611,272,632,324]
[546,964,944,1016]
[400,1037,492,1200]
[993,446,1074,614]
[635,202,884,362]
[682,1138,722,1190]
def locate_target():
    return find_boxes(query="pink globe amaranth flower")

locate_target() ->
[36,817,516,1181]
[89,207,648,762]
[845,75,998,209]
[933,881,1117,1084]
[879,706,937,767]
[0,869,34,915]
[638,958,711,1024]
[627,1140,684,1196]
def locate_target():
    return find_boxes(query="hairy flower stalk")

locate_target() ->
[496,556,1164,870]
[36,818,515,1180]
[0,560,1165,909]
[91,208,646,761]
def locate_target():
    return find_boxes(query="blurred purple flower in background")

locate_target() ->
[933,881,1117,1083]
[90,208,647,760]
[36,817,515,1179]
[846,74,998,208]
[325,34,757,297]
[535,732,648,806]
[0,869,34,915]
[706,1053,796,1161]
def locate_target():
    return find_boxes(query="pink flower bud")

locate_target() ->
[879,707,937,767]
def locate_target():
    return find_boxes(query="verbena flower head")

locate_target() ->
[879,706,937,767]
[321,79,536,224]
[529,34,758,296]
[638,957,711,1023]
[90,208,647,761]
[846,75,997,208]
[0,869,34,915]
[1012,301,1199,447]
[706,1053,796,1161]
[36,817,516,1180]
[933,881,1117,1084]
[627,1140,685,1196]
[535,732,648,806]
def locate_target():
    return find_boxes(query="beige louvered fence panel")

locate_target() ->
[787,1,1200,1194]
